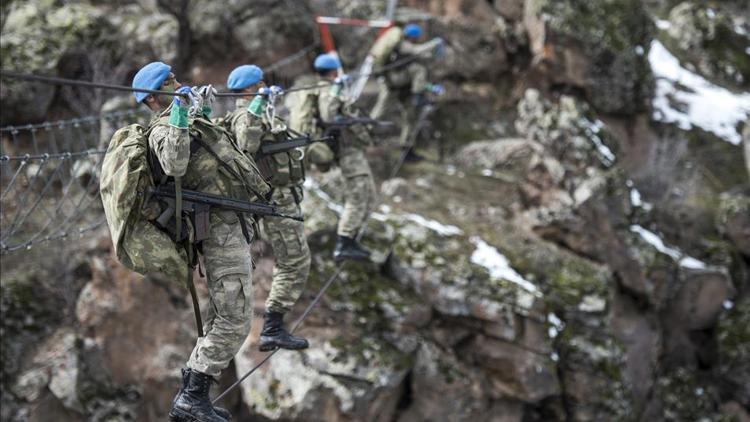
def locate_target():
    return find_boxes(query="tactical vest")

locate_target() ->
[256,129,306,188]
[226,108,305,189]
[151,112,268,203]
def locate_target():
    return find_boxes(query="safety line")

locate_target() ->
[0,109,147,132]
[1,41,440,101]
[0,71,190,98]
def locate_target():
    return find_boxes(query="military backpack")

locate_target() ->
[100,123,189,283]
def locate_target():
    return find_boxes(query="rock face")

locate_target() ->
[664,2,750,89]
[2,0,749,421]
[522,0,655,114]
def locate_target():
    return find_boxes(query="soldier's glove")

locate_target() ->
[432,37,446,58]
[334,74,352,85]
[426,83,444,96]
[268,85,284,96]
[198,85,218,118]
[169,86,194,128]
[248,87,270,117]
[330,74,351,98]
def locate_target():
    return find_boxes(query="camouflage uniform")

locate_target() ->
[226,98,311,314]
[743,124,750,180]
[370,37,433,147]
[148,107,270,377]
[309,78,377,238]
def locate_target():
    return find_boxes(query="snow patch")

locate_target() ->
[649,40,750,145]
[627,180,653,211]
[470,237,541,296]
[404,213,462,236]
[656,19,672,30]
[630,225,710,270]
[586,120,616,165]
[630,188,643,207]
[547,313,564,338]
[304,178,343,214]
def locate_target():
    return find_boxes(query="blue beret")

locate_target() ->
[227,65,264,90]
[314,54,341,71]
[132,61,171,103]
[404,24,423,39]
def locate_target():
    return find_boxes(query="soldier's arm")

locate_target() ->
[296,93,319,135]
[148,124,190,177]
[232,112,263,154]
[400,38,443,58]
[318,90,345,123]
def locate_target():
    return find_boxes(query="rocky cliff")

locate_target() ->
[1,0,748,421]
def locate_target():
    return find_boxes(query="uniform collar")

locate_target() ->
[236,97,251,109]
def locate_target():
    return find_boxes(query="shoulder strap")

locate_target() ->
[190,132,266,202]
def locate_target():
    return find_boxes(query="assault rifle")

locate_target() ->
[256,134,334,159]
[149,184,303,242]
[319,116,394,129]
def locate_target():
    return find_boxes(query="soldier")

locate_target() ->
[132,61,271,422]
[289,54,376,261]
[369,23,444,161]
[223,64,310,352]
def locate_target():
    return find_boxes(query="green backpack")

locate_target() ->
[99,123,189,284]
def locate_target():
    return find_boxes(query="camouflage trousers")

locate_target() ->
[338,148,376,238]
[262,188,311,314]
[187,211,253,377]
[370,81,421,147]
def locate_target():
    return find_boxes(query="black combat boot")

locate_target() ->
[259,311,309,352]
[173,369,232,420]
[169,369,228,422]
[403,148,425,163]
[333,235,371,262]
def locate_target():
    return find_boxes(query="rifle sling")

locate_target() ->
[190,133,266,202]
[175,177,182,243]
[185,245,204,338]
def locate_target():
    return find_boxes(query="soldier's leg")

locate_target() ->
[259,191,311,351]
[172,212,251,422]
[187,211,253,376]
[370,78,391,120]
[408,63,428,94]
[264,195,311,313]
[337,150,376,238]
[398,101,416,147]
[335,149,376,261]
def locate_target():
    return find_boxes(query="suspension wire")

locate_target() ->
[265,43,319,73]
[0,109,151,253]
[0,71,190,98]
[2,39,438,104]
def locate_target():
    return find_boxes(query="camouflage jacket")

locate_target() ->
[148,106,271,203]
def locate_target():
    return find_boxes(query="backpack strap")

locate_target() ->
[190,132,267,202]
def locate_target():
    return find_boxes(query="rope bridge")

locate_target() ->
[0,110,151,253]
